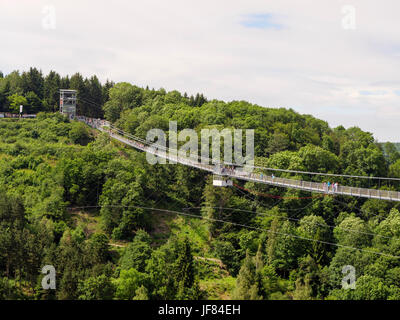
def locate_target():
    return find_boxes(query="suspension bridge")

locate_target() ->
[77,116,400,202]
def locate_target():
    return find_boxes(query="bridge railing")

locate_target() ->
[76,116,400,202]
[233,171,400,200]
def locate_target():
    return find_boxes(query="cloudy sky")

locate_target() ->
[1,0,399,141]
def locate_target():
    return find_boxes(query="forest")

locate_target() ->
[1,68,400,300]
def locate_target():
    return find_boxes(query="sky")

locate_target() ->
[1,0,400,141]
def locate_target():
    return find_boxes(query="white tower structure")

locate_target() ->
[60,89,77,118]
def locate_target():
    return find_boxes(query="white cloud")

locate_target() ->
[1,0,399,141]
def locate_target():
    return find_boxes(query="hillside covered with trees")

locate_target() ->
[1,68,400,300]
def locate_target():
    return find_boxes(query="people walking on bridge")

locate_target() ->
[272,173,275,181]
[323,182,327,193]
[334,182,338,192]
[327,181,331,192]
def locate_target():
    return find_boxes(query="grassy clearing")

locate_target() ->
[199,277,236,300]
[70,209,102,236]
[149,211,236,299]
[149,211,210,254]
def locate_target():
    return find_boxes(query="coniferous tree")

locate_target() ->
[20,67,44,99]
[232,251,263,300]
[43,70,61,112]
